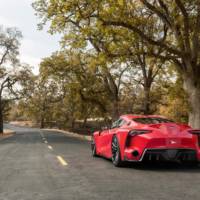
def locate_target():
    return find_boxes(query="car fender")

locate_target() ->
[93,131,100,153]
[114,129,130,161]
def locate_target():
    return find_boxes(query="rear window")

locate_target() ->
[133,117,174,124]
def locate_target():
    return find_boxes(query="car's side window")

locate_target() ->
[118,119,126,127]
[111,119,121,129]
[111,118,126,129]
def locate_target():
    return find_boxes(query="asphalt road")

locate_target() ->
[0,124,200,200]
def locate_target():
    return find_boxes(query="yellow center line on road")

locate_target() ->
[57,156,68,166]
[48,145,53,150]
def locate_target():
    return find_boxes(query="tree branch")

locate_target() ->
[192,2,200,63]
[175,0,191,52]
[101,20,182,56]
[141,0,172,27]
[0,48,9,66]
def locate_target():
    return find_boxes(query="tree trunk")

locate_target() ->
[112,99,120,120]
[70,117,75,129]
[143,86,151,115]
[0,100,3,134]
[40,117,45,129]
[183,76,200,129]
[40,103,46,129]
[82,117,88,128]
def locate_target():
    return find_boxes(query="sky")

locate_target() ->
[0,0,61,74]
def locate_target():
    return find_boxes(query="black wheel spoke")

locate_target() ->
[112,138,119,161]
[111,137,123,167]
[91,138,97,157]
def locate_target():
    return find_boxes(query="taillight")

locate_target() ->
[128,129,152,136]
[188,130,200,146]
[188,130,200,135]
[126,129,152,147]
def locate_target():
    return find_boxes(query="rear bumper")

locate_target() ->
[124,148,199,162]
[143,149,197,162]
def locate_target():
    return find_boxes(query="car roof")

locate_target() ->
[120,114,166,120]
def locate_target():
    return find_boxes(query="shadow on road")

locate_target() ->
[97,156,200,173]
[121,161,200,173]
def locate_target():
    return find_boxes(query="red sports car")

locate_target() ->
[91,115,200,167]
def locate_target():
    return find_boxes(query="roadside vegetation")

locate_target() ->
[0,26,34,133]
[2,1,200,133]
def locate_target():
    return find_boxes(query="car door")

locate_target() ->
[98,128,110,156]
[98,119,120,157]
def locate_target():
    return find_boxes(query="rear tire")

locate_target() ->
[111,136,124,167]
[91,138,98,157]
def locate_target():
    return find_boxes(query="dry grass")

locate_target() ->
[9,121,36,127]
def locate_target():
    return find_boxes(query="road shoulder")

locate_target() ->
[42,128,92,141]
[0,129,16,140]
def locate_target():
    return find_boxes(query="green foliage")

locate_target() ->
[158,77,189,123]
[0,25,34,132]
[30,0,200,127]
